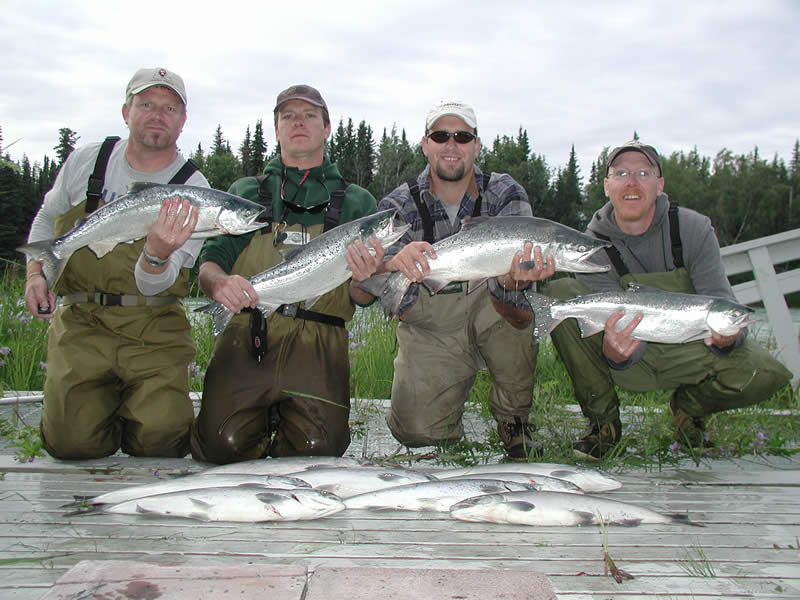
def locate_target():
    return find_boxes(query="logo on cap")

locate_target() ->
[158,68,167,78]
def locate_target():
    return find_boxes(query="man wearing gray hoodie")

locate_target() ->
[544,139,791,460]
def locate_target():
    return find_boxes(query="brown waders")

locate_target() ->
[41,202,194,459]
[387,282,537,447]
[190,224,354,464]
[545,270,792,433]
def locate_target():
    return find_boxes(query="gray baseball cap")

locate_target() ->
[126,67,187,105]
[606,140,662,176]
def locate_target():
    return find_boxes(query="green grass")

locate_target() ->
[1,270,798,468]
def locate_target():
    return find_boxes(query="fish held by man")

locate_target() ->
[449,490,703,527]
[196,208,410,335]
[526,284,755,345]
[358,215,611,318]
[66,485,346,522]
[17,183,266,285]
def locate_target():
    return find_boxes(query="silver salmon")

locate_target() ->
[343,478,533,512]
[450,490,702,527]
[285,465,438,498]
[201,456,373,476]
[18,183,266,284]
[434,463,621,492]
[359,216,610,318]
[62,473,310,508]
[196,208,410,335]
[70,485,346,522]
[526,284,754,344]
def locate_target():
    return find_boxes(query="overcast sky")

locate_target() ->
[2,0,798,183]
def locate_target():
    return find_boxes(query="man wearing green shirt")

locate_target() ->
[190,85,381,464]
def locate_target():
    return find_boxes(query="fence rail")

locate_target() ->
[720,227,800,384]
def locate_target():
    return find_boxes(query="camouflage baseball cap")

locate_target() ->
[606,140,662,176]
[126,67,187,105]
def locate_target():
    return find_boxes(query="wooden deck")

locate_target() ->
[1,447,798,599]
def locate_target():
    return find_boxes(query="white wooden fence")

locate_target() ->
[720,228,800,384]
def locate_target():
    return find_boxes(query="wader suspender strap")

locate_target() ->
[668,201,684,268]
[596,202,684,276]
[406,172,490,244]
[85,137,199,214]
[85,136,121,213]
[248,174,348,350]
[169,158,201,185]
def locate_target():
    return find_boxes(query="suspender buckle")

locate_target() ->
[279,304,298,318]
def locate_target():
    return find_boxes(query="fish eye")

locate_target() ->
[578,245,587,252]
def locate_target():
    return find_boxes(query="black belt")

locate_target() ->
[276,304,345,328]
[61,292,179,307]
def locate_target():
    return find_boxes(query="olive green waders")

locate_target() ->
[190,224,354,464]
[387,283,537,446]
[544,270,792,428]
[41,201,194,459]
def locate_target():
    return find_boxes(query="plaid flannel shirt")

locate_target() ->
[377,165,533,314]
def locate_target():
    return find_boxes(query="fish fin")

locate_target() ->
[366,271,412,318]
[524,290,561,344]
[304,295,321,310]
[194,302,234,336]
[421,277,450,295]
[571,510,596,525]
[87,241,120,258]
[613,517,643,527]
[16,239,67,286]
[466,278,488,293]
[577,321,605,338]
[128,181,161,194]
[63,504,104,517]
[59,495,96,508]
[358,272,392,297]
[458,216,490,231]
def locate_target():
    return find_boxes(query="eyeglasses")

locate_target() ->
[427,130,477,144]
[608,169,659,181]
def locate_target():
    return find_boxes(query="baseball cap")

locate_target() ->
[606,140,662,176]
[126,67,187,105]
[425,100,478,133]
[273,84,328,113]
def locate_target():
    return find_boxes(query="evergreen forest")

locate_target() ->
[1,120,799,267]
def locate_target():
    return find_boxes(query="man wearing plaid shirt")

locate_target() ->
[374,99,555,459]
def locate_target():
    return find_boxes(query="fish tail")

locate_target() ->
[62,504,104,517]
[524,290,561,344]
[194,301,234,336]
[358,271,411,318]
[16,240,66,285]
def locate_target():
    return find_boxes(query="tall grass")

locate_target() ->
[1,269,798,467]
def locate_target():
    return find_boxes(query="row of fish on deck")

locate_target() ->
[65,456,699,527]
[17,182,754,341]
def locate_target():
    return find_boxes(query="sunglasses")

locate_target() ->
[427,130,477,144]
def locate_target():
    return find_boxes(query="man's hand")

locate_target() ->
[602,310,644,364]
[198,262,258,313]
[498,243,555,289]
[705,328,739,350]
[383,241,436,281]
[143,195,199,265]
[24,268,56,320]
[347,237,385,283]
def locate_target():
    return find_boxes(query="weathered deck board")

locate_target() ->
[1,453,799,599]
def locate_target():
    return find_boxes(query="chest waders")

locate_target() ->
[190,175,355,464]
[386,174,538,449]
[40,137,200,460]
[545,204,791,430]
